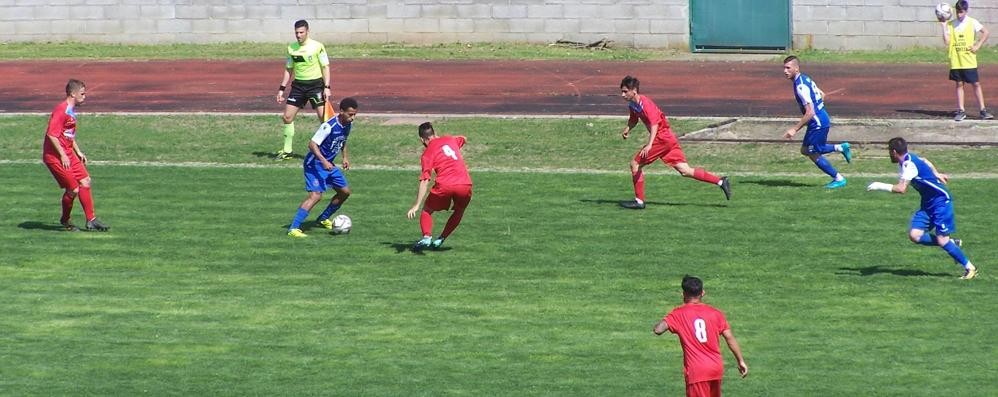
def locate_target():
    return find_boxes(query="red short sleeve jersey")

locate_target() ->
[420,135,472,186]
[43,100,78,162]
[664,302,730,385]
[627,95,677,143]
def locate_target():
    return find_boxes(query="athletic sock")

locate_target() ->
[941,240,970,267]
[834,144,843,152]
[420,210,434,237]
[78,186,96,221]
[61,192,74,223]
[692,167,721,184]
[290,207,309,230]
[317,202,341,221]
[632,171,645,202]
[916,233,937,246]
[441,208,466,238]
[282,122,295,153]
[813,156,839,178]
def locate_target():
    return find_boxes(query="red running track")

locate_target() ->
[0,59,984,119]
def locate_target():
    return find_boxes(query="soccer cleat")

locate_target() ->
[981,109,994,120]
[413,236,432,251]
[61,220,80,232]
[960,263,978,280]
[287,228,308,238]
[318,218,333,230]
[719,177,732,200]
[273,151,293,161]
[431,237,445,249]
[840,142,852,164]
[825,178,847,189]
[952,238,962,248]
[619,200,646,209]
[954,110,966,122]
[85,218,109,232]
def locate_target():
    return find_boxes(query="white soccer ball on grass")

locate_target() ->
[332,214,352,234]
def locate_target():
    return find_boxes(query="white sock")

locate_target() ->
[834,174,845,181]
[635,198,644,204]
[834,144,843,152]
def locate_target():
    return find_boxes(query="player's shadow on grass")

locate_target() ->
[738,178,811,188]
[579,199,726,209]
[837,265,952,278]
[895,109,955,118]
[381,241,453,254]
[18,221,66,231]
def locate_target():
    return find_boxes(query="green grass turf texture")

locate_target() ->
[1,115,995,396]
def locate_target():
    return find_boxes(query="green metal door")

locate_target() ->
[689,0,791,52]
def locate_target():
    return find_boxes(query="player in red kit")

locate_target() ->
[406,122,473,251]
[654,276,747,397]
[619,76,731,209]
[43,79,109,232]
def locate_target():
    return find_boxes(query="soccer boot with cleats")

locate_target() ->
[273,151,293,161]
[287,228,308,238]
[413,236,433,251]
[318,218,333,230]
[840,142,852,164]
[619,200,646,209]
[952,238,962,247]
[954,110,967,122]
[61,219,80,232]
[85,218,110,232]
[981,109,995,120]
[824,178,847,189]
[720,177,732,200]
[961,263,978,280]
[431,237,445,250]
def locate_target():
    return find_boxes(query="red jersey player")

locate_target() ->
[619,75,731,209]
[654,275,747,397]
[406,122,473,251]
[43,79,109,232]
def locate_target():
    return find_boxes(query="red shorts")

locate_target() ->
[686,379,721,397]
[634,137,687,166]
[424,184,472,212]
[45,159,89,190]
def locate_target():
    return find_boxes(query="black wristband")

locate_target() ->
[324,85,330,88]
[278,85,286,91]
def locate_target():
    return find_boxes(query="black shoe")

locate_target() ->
[85,218,110,232]
[619,200,646,209]
[981,109,994,120]
[720,177,732,200]
[954,110,967,121]
[61,220,80,232]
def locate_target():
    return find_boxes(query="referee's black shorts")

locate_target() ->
[286,78,325,109]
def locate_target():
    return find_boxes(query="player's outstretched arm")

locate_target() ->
[407,179,431,219]
[721,329,748,378]
[653,319,669,335]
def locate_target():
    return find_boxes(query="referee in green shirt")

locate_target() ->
[275,19,331,160]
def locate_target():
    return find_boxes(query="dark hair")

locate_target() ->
[339,97,358,111]
[620,75,640,90]
[955,1,969,12]
[418,122,435,139]
[681,275,703,298]
[783,55,799,64]
[888,137,908,155]
[294,19,309,30]
[65,79,85,96]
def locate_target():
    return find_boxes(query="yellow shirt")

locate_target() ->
[285,38,330,81]
[948,16,982,70]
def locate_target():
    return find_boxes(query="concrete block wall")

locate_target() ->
[0,1,994,50]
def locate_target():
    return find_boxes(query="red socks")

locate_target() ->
[79,186,96,221]
[632,171,645,201]
[61,192,74,223]
[693,168,721,184]
[420,210,434,237]
[440,207,466,239]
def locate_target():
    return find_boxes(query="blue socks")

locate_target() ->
[317,202,341,221]
[916,233,937,246]
[813,156,839,178]
[941,240,970,267]
[290,207,309,230]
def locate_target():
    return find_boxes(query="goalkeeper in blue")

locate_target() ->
[866,137,977,279]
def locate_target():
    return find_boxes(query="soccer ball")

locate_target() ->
[935,3,952,21]
[332,214,352,234]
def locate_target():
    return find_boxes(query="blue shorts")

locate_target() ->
[949,68,979,84]
[304,163,348,192]
[801,127,830,155]
[910,202,956,236]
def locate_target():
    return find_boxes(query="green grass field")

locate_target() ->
[1,115,995,395]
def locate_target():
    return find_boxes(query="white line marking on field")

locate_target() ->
[4,159,998,179]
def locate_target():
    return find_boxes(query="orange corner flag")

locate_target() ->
[323,100,335,122]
